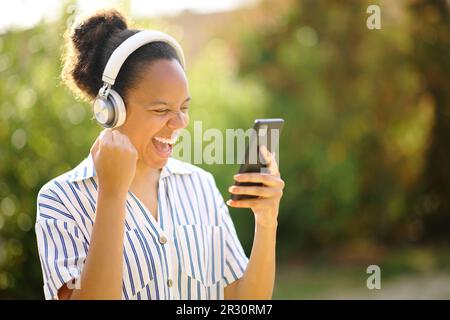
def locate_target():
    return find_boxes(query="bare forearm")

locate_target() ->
[70,189,126,300]
[227,222,277,299]
[225,149,284,300]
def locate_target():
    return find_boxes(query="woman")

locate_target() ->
[35,9,284,300]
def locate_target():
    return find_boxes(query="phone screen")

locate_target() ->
[230,118,284,201]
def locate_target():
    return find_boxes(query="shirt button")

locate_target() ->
[167,279,173,288]
[159,235,167,244]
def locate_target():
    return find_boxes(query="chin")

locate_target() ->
[141,153,169,170]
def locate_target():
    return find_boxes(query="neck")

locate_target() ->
[132,160,161,188]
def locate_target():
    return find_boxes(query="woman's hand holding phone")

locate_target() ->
[227,145,285,229]
[90,128,138,197]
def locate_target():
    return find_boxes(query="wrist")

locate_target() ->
[98,184,128,200]
[255,217,278,230]
[95,189,127,221]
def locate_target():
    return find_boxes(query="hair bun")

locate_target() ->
[72,9,127,54]
[62,9,129,100]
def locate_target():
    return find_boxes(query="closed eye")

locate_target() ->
[151,109,170,114]
[149,106,189,115]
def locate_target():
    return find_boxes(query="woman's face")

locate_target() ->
[118,58,190,169]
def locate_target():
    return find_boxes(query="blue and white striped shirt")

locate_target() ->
[35,155,249,300]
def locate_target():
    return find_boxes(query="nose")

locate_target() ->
[167,111,189,130]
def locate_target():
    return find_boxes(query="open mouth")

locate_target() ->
[151,135,178,158]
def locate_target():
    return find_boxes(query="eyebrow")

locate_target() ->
[146,97,191,107]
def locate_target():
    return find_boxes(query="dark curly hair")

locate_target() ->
[61,9,182,102]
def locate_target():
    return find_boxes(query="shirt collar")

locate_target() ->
[68,154,192,182]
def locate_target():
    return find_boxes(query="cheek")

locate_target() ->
[120,113,157,145]
[178,113,190,129]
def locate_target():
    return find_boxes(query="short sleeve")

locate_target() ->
[35,186,88,300]
[206,173,249,285]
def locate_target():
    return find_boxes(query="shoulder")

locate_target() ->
[35,159,92,225]
[36,157,87,208]
[35,175,75,225]
[167,158,220,194]
[37,173,72,200]
[37,155,93,199]
[168,157,215,181]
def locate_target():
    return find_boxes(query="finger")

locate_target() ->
[228,185,281,198]
[121,132,135,149]
[115,131,130,149]
[97,128,108,140]
[90,137,100,156]
[111,129,121,144]
[259,144,271,165]
[127,137,139,159]
[90,129,108,156]
[234,173,284,188]
[226,198,271,208]
[99,130,113,153]
[259,144,279,175]
[116,131,128,146]
[102,128,113,143]
[119,132,138,155]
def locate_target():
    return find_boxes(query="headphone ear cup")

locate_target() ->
[93,94,115,128]
[108,89,126,128]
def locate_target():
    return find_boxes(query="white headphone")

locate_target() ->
[93,30,186,128]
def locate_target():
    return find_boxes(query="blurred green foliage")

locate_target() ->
[235,0,449,252]
[0,19,103,297]
[0,0,449,298]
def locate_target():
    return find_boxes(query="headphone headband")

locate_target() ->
[101,30,186,85]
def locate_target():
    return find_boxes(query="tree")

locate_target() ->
[236,0,436,251]
[409,0,450,241]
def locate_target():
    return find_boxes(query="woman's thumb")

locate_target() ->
[90,129,107,157]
